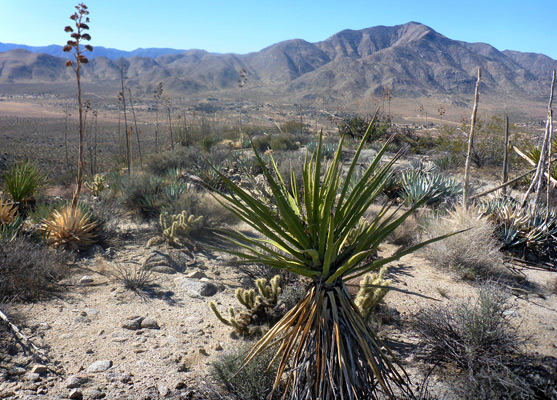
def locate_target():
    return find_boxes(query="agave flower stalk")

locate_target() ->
[213,113,454,399]
[63,3,93,210]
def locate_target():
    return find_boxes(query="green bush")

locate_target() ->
[212,343,279,400]
[253,134,298,152]
[144,147,203,176]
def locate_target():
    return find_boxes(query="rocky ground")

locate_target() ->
[1,218,556,400]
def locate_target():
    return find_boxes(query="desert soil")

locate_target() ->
[1,218,556,400]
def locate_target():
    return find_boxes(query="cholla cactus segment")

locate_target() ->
[255,275,282,305]
[85,174,106,196]
[236,288,256,309]
[355,267,391,322]
[159,210,203,245]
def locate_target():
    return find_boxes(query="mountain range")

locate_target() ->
[1,22,556,106]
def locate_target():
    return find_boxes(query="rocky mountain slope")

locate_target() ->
[1,22,556,104]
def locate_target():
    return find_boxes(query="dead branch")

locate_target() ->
[0,308,48,362]
[463,67,481,207]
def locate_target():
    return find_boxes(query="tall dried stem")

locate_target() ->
[463,67,481,208]
[63,3,93,210]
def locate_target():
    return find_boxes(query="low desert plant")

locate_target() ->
[398,169,462,207]
[159,210,203,246]
[85,173,106,196]
[212,113,453,398]
[212,343,279,400]
[421,205,503,278]
[0,198,18,226]
[111,262,153,293]
[210,275,282,336]
[479,195,557,260]
[0,238,69,302]
[41,205,97,252]
[2,161,48,207]
[354,267,391,323]
[414,283,534,399]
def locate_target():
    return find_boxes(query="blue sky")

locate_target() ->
[1,0,556,59]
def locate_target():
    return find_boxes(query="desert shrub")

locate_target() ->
[212,343,278,400]
[338,114,390,143]
[280,119,305,135]
[190,192,237,228]
[421,206,503,278]
[0,238,69,302]
[144,147,203,176]
[414,284,535,399]
[252,134,298,152]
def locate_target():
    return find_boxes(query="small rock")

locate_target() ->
[122,316,144,330]
[85,244,105,258]
[150,265,176,274]
[214,343,223,351]
[158,385,170,397]
[179,278,218,297]
[85,349,94,354]
[66,375,88,389]
[36,386,48,395]
[198,348,209,356]
[31,364,48,375]
[105,247,115,258]
[83,387,105,399]
[185,271,207,279]
[141,317,160,330]
[86,360,113,373]
[79,276,94,285]
[23,372,41,382]
[69,389,83,399]
[200,283,218,297]
[174,380,187,390]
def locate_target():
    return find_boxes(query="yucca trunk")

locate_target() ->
[249,281,408,400]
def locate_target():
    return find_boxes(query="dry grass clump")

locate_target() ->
[0,238,69,302]
[414,283,535,399]
[421,205,503,278]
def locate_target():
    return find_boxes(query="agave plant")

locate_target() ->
[212,115,453,399]
[399,169,462,206]
[2,161,48,206]
[41,205,97,251]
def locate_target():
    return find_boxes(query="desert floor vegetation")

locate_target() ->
[1,12,557,396]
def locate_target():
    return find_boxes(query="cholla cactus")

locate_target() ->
[85,174,106,196]
[354,267,391,322]
[210,275,282,336]
[159,210,203,245]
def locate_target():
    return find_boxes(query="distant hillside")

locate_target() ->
[0,42,186,60]
[1,22,556,106]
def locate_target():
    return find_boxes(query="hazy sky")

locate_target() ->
[1,0,556,59]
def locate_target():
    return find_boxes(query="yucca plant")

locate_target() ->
[212,114,454,399]
[2,161,48,207]
[41,205,97,251]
